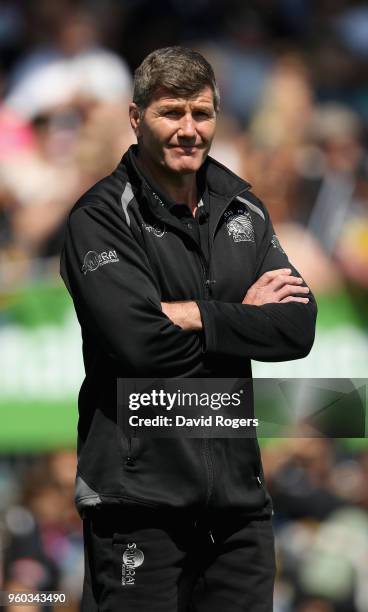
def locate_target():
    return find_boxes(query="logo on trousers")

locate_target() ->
[121,542,144,586]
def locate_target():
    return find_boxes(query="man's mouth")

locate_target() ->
[170,144,199,151]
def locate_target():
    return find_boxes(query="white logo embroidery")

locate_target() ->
[81,250,119,274]
[142,222,165,238]
[224,209,255,243]
[271,235,285,254]
[121,542,144,586]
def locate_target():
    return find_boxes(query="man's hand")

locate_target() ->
[242,268,310,306]
[161,301,202,330]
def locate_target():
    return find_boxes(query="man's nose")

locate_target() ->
[177,114,196,138]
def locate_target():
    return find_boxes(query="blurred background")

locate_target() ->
[0,0,367,610]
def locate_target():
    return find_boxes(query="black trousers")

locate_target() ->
[81,505,276,612]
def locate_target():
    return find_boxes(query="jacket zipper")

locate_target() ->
[197,188,251,509]
[138,189,250,504]
[202,437,215,505]
[196,250,211,298]
[194,245,216,506]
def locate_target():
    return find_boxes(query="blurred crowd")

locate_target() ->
[0,0,368,295]
[0,451,83,612]
[0,0,368,611]
[1,441,368,612]
[265,435,368,612]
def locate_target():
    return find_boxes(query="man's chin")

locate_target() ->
[165,153,206,174]
[172,164,200,175]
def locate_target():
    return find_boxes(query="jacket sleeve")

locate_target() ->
[60,203,205,375]
[196,203,317,362]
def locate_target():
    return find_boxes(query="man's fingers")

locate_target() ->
[277,285,310,300]
[244,270,310,306]
[270,275,304,291]
[280,296,310,303]
[256,268,292,287]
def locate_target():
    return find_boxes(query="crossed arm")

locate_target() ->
[162,268,310,330]
[63,204,316,370]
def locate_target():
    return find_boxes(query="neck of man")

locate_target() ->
[136,149,198,214]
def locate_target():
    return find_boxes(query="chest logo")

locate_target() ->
[82,249,119,274]
[224,209,255,243]
[142,221,165,238]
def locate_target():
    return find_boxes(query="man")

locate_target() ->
[60,47,317,611]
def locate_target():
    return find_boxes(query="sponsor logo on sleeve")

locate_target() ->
[81,249,119,274]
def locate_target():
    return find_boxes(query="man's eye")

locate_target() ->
[164,110,181,117]
[194,111,211,119]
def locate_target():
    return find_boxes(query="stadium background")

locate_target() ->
[0,1,367,610]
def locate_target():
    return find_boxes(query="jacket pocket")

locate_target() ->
[116,381,145,465]
[252,440,274,515]
[124,433,144,466]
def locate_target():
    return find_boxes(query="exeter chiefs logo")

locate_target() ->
[142,221,165,238]
[224,209,255,243]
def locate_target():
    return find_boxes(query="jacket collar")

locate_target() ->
[120,145,250,201]
[122,145,180,212]
[200,154,251,200]
[119,145,251,236]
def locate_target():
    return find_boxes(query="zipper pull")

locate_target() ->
[208,530,215,544]
[256,476,263,487]
[205,279,216,296]
[197,199,208,222]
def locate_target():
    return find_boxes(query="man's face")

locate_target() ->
[130,85,217,176]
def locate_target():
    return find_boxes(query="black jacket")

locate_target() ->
[60,145,317,518]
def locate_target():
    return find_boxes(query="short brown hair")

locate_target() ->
[133,46,220,112]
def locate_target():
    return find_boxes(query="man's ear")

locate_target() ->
[129,103,141,138]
